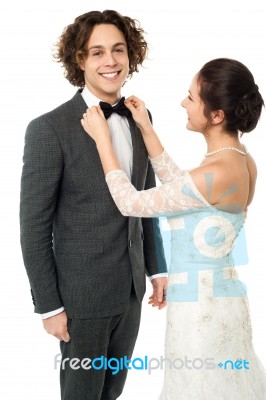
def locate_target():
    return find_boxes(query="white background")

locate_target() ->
[0,0,266,398]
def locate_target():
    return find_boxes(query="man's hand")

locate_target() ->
[42,310,70,342]
[149,277,168,310]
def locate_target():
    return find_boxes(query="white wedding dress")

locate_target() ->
[106,151,266,399]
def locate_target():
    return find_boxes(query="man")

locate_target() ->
[20,10,167,400]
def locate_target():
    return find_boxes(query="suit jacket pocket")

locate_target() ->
[54,239,104,254]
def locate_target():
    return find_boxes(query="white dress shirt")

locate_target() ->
[82,86,133,179]
[41,87,166,319]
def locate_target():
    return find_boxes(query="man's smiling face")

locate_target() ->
[80,23,129,104]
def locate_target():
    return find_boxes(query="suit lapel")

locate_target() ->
[128,117,140,186]
[72,89,88,120]
[127,116,150,190]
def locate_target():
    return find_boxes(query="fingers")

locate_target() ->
[52,325,70,342]
[96,105,105,118]
[48,327,70,342]
[151,277,167,298]
[81,106,105,127]
[125,95,145,109]
[81,106,100,119]
[156,286,167,303]
[125,95,141,103]
[81,113,86,128]
[43,311,70,342]
[61,330,71,343]
[124,98,137,111]
[156,288,163,303]
[158,301,167,310]
[149,277,168,310]
[124,100,135,112]
[148,296,167,309]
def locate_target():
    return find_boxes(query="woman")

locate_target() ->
[81,58,266,399]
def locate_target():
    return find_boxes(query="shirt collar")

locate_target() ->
[81,86,121,107]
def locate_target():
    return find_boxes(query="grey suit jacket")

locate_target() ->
[20,90,167,318]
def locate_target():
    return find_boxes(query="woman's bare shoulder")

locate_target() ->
[189,157,251,209]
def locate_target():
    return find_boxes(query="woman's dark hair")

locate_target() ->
[197,58,264,135]
[54,10,148,87]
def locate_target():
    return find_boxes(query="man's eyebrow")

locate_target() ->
[112,42,127,47]
[88,42,127,51]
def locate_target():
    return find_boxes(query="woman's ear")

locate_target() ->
[211,110,225,125]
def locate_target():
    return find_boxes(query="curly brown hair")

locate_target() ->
[54,10,148,88]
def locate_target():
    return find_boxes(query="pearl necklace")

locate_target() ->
[205,146,247,157]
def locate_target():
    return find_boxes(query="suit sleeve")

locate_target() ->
[141,110,167,276]
[141,159,168,276]
[20,117,64,313]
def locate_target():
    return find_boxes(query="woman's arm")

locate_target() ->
[80,101,243,216]
[81,97,183,183]
[81,99,164,174]
[80,103,207,218]
[105,168,206,218]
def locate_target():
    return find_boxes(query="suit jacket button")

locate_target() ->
[128,240,133,247]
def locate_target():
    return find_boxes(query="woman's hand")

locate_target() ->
[81,105,110,145]
[125,95,164,159]
[124,96,153,132]
[81,105,121,175]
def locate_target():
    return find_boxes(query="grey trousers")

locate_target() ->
[60,291,141,400]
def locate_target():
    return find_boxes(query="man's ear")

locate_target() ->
[76,52,85,71]
[78,60,85,71]
[211,110,225,125]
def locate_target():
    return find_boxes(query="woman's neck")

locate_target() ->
[204,129,242,153]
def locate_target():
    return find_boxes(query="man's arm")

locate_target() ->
[142,159,168,309]
[20,117,64,314]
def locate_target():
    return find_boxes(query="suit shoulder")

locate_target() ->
[26,90,85,131]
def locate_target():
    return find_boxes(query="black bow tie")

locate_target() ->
[99,97,131,119]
